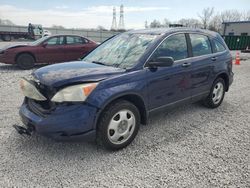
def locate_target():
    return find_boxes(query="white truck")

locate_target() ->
[0,23,50,41]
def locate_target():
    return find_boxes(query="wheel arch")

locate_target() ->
[15,51,36,64]
[95,93,148,128]
[215,72,229,91]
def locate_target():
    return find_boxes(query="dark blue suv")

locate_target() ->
[17,28,233,150]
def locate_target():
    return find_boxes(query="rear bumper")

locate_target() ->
[19,99,98,141]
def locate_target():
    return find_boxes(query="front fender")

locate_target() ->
[87,80,148,110]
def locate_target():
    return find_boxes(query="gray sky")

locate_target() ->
[0,0,249,29]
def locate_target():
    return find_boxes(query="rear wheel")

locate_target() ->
[97,100,140,150]
[203,78,225,108]
[16,53,35,69]
[2,35,11,41]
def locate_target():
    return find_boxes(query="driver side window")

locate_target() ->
[151,34,188,61]
[46,36,64,45]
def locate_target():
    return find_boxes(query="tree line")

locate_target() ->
[146,8,250,33]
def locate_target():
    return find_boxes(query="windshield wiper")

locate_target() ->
[92,61,107,66]
[92,61,126,70]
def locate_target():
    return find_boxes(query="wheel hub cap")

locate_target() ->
[107,109,136,145]
[212,82,224,104]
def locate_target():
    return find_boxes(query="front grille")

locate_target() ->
[27,98,56,117]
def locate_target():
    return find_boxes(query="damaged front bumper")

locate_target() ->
[17,98,98,141]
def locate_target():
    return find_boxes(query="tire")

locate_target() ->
[203,78,226,108]
[97,100,140,150]
[16,53,35,69]
[2,35,11,41]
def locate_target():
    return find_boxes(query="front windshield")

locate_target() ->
[83,33,158,69]
[30,36,49,46]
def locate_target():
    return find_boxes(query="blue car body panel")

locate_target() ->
[20,99,98,140]
[18,28,234,141]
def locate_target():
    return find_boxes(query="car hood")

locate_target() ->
[32,61,125,88]
[1,43,29,51]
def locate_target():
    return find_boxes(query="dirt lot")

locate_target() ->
[0,42,249,187]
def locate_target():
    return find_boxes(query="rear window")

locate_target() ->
[190,34,212,57]
[213,39,226,53]
[66,36,87,44]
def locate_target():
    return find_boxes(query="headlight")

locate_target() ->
[20,78,47,101]
[51,83,98,102]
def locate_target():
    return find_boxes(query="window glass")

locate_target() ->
[190,34,212,57]
[66,36,84,44]
[151,34,188,61]
[83,33,157,69]
[46,36,64,45]
[213,40,226,53]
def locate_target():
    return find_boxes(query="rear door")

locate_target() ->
[37,36,65,64]
[63,36,91,61]
[187,33,214,100]
[146,33,193,110]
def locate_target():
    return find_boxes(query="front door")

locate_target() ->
[37,36,65,64]
[146,33,193,110]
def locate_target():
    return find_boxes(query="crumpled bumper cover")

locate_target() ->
[19,101,98,141]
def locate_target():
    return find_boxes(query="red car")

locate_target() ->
[0,35,98,69]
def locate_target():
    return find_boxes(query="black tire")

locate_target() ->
[203,78,226,108]
[97,100,140,150]
[2,35,11,41]
[16,53,35,69]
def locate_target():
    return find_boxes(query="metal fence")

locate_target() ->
[0,25,121,43]
[223,36,250,50]
[44,27,120,43]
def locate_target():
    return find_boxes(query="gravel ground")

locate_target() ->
[0,43,250,187]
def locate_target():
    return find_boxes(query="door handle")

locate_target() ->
[182,62,191,67]
[211,57,217,61]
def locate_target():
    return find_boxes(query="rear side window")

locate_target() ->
[190,34,212,57]
[213,39,226,53]
[151,34,188,61]
[66,36,87,44]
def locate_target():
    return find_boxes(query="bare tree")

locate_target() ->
[220,10,242,22]
[241,10,250,21]
[162,18,171,27]
[209,14,223,32]
[149,20,161,28]
[0,19,15,25]
[97,25,107,31]
[178,18,201,28]
[198,7,214,29]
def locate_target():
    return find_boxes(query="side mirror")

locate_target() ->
[42,42,48,47]
[147,56,174,68]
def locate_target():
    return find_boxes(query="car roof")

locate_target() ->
[49,34,85,38]
[126,27,219,37]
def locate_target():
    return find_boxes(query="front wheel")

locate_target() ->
[203,78,225,108]
[97,100,140,150]
[16,53,35,69]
